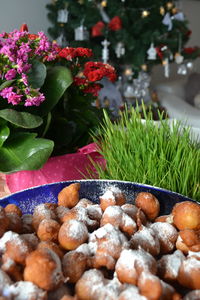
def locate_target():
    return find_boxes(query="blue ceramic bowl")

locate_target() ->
[0,179,196,215]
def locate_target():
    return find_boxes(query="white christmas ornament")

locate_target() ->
[172,12,185,21]
[57,9,69,23]
[102,39,110,63]
[175,53,184,64]
[75,25,89,41]
[115,42,125,58]
[147,43,157,60]
[162,13,172,31]
[177,64,187,75]
[56,32,68,47]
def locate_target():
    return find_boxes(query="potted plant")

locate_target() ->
[0,25,115,193]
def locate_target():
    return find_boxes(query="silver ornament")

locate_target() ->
[102,39,110,63]
[57,9,69,23]
[74,25,89,41]
[115,42,125,58]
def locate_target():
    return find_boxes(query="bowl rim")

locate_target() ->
[0,179,195,202]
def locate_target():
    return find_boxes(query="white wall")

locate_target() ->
[0,0,51,35]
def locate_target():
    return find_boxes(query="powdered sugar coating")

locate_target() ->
[3,281,47,300]
[0,231,18,253]
[0,269,12,291]
[67,219,88,240]
[118,285,148,300]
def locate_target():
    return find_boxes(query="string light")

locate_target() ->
[141,64,147,71]
[101,0,107,7]
[172,7,178,14]
[142,10,150,18]
[160,6,165,15]
[166,2,173,10]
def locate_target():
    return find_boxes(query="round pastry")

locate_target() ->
[178,256,200,289]
[115,249,157,285]
[172,201,200,231]
[134,192,160,221]
[32,203,57,231]
[137,271,162,300]
[0,207,9,237]
[75,198,94,208]
[4,204,22,217]
[176,229,200,253]
[5,234,36,265]
[155,215,173,224]
[24,247,64,291]
[48,284,72,300]
[56,206,70,223]
[58,183,81,208]
[157,250,185,282]
[6,212,22,234]
[99,187,126,211]
[130,225,160,256]
[37,241,64,259]
[89,223,128,270]
[37,219,60,242]
[121,204,147,225]
[118,286,148,300]
[58,219,88,250]
[62,250,88,283]
[1,252,23,281]
[150,222,178,254]
[101,206,137,236]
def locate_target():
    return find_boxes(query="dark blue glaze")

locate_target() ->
[0,179,196,215]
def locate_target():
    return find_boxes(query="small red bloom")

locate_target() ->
[28,34,39,40]
[74,48,93,58]
[91,21,105,37]
[58,47,76,60]
[73,77,88,86]
[108,16,122,31]
[20,24,29,32]
[83,83,102,97]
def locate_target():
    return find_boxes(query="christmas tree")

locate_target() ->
[46,0,200,76]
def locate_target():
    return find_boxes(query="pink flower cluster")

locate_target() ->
[0,30,57,106]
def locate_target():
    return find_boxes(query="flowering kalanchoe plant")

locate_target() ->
[0,26,116,173]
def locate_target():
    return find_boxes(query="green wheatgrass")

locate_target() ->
[91,106,200,201]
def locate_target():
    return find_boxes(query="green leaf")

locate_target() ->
[0,125,10,147]
[0,132,54,173]
[0,80,15,91]
[28,60,47,89]
[39,66,73,116]
[0,109,43,129]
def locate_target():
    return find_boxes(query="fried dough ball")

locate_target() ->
[21,214,34,233]
[24,247,64,291]
[137,271,162,300]
[4,204,22,217]
[178,256,200,289]
[172,201,200,231]
[62,251,88,283]
[121,204,147,225]
[150,222,178,254]
[5,281,47,300]
[115,249,157,285]
[130,225,160,256]
[89,223,128,270]
[75,198,94,208]
[6,212,22,233]
[75,269,122,300]
[86,204,102,223]
[157,250,185,282]
[58,219,88,250]
[58,183,81,208]
[61,206,98,231]
[32,203,57,231]
[101,206,137,236]
[176,229,200,254]
[5,234,36,265]
[37,219,60,242]
[0,207,9,237]
[37,241,64,259]
[183,290,200,300]
[2,252,23,281]
[135,192,160,221]
[99,187,126,211]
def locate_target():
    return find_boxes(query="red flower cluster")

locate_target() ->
[59,47,93,60]
[183,47,198,54]
[83,62,117,82]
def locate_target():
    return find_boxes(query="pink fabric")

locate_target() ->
[6,143,106,193]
